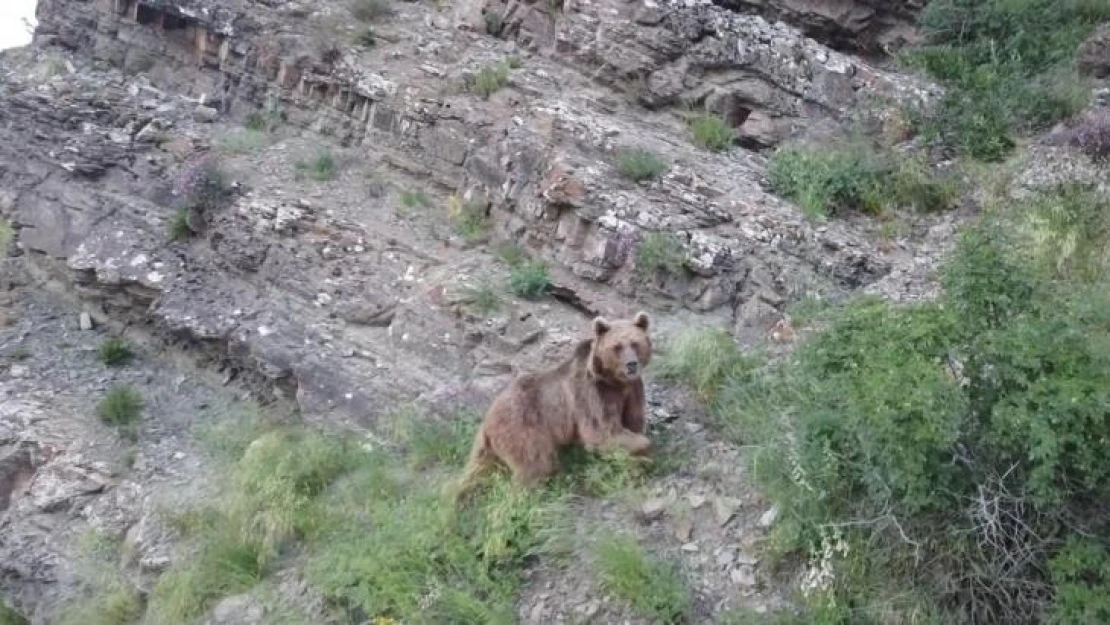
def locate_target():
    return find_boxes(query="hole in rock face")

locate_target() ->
[725,104,752,129]
[136,3,160,26]
[0,449,36,513]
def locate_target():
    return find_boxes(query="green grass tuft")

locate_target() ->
[296,151,338,182]
[471,63,512,99]
[167,209,191,242]
[689,112,733,152]
[616,148,669,182]
[97,386,144,441]
[593,533,691,624]
[0,218,12,257]
[460,279,504,315]
[97,337,134,367]
[508,260,550,300]
[636,232,685,277]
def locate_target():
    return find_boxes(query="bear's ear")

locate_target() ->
[592,316,611,336]
[633,311,650,331]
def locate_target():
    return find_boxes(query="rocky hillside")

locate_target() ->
[2,0,1108,624]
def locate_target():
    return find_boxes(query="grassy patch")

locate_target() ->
[97,337,134,367]
[55,533,144,625]
[494,243,527,267]
[689,112,733,152]
[97,386,143,442]
[593,533,691,624]
[636,232,685,277]
[351,0,393,22]
[460,279,504,315]
[448,197,491,244]
[768,142,959,219]
[216,129,271,156]
[471,62,513,99]
[508,259,550,300]
[0,605,27,625]
[666,185,1110,622]
[657,327,757,403]
[902,0,1110,161]
[296,151,338,182]
[399,190,432,211]
[0,218,12,256]
[616,148,669,182]
[167,209,191,242]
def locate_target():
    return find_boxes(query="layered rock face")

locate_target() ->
[3,1,951,619]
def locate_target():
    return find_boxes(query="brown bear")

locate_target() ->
[450,311,654,500]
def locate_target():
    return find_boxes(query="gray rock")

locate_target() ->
[78,312,92,331]
[193,105,219,123]
[1078,23,1110,79]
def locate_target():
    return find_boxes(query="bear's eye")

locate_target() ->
[631,341,640,351]
[611,344,622,353]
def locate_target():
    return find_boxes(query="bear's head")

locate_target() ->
[590,311,652,383]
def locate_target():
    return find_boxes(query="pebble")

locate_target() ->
[758,504,779,528]
[79,311,93,330]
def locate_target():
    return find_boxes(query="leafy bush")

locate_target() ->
[616,148,669,182]
[508,260,550,299]
[769,144,958,218]
[664,187,1110,623]
[904,0,1110,161]
[689,112,733,152]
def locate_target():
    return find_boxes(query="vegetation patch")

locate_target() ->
[96,337,134,367]
[296,151,339,182]
[689,112,733,152]
[351,0,393,22]
[470,62,513,99]
[55,533,145,625]
[663,184,1110,623]
[616,148,669,182]
[635,232,686,278]
[0,217,12,257]
[768,142,959,219]
[508,259,550,300]
[97,386,144,442]
[167,209,191,242]
[903,0,1110,161]
[460,278,504,315]
[448,197,491,244]
[593,533,691,624]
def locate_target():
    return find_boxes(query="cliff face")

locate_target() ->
[2,0,961,622]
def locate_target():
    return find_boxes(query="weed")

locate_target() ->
[667,185,1110,622]
[0,604,27,625]
[55,534,144,625]
[768,143,958,218]
[97,386,143,441]
[399,190,432,210]
[450,199,491,244]
[97,337,134,367]
[494,243,527,267]
[635,232,685,277]
[216,129,271,155]
[508,260,550,299]
[689,112,733,152]
[167,209,191,242]
[460,279,503,315]
[657,327,755,401]
[354,27,377,47]
[506,55,524,69]
[593,533,691,624]
[616,148,669,182]
[903,0,1110,161]
[296,151,338,182]
[0,218,12,256]
[351,0,393,22]
[471,62,512,99]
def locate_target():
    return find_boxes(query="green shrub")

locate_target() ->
[593,534,690,624]
[616,148,669,182]
[168,209,191,242]
[97,337,134,367]
[0,218,12,257]
[399,190,432,210]
[296,151,338,181]
[0,604,27,625]
[460,279,503,315]
[351,0,392,22]
[903,0,1110,161]
[689,113,733,152]
[769,144,958,218]
[472,63,511,99]
[666,187,1110,623]
[97,387,144,441]
[635,232,685,277]
[508,260,550,299]
[451,201,491,244]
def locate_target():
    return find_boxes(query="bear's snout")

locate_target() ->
[625,360,639,376]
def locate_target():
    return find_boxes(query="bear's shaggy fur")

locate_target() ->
[451,312,654,498]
